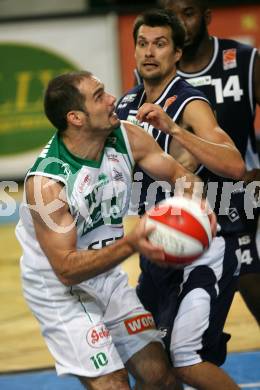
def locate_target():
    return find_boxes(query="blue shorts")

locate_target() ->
[137,236,239,367]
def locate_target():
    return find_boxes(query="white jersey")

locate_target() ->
[16,123,134,272]
[16,125,162,377]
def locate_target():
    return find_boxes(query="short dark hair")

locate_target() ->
[44,70,92,133]
[133,8,185,50]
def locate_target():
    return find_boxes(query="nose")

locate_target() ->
[145,43,154,57]
[108,93,116,105]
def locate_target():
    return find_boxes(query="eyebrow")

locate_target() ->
[92,83,104,98]
[138,34,169,41]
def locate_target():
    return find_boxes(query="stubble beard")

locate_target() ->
[184,17,207,56]
[139,68,164,85]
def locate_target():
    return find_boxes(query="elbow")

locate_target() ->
[222,150,245,180]
[58,274,75,287]
[55,268,76,286]
[231,159,246,180]
[51,261,78,287]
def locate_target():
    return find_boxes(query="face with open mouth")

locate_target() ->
[135,24,180,83]
[78,76,120,133]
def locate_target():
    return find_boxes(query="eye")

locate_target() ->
[156,41,166,48]
[137,40,147,48]
[95,92,104,102]
[184,9,195,17]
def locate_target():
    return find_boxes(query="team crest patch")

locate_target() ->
[86,324,112,348]
[124,313,155,334]
[163,95,177,110]
[223,49,237,70]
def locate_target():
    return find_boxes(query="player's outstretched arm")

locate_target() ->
[25,176,165,286]
[136,102,245,180]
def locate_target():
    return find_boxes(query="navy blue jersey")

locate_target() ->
[177,37,259,234]
[116,76,208,215]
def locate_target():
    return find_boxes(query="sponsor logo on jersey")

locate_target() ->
[223,49,237,70]
[186,76,211,87]
[225,207,240,222]
[121,94,137,103]
[107,153,119,162]
[86,324,112,348]
[163,95,177,110]
[124,313,155,334]
[238,235,251,246]
[117,94,137,109]
[159,327,168,339]
[78,173,91,193]
[112,167,124,181]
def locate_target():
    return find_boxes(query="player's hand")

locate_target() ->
[136,103,178,135]
[200,198,217,238]
[126,216,166,263]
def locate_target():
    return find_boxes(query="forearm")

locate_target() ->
[174,168,205,200]
[172,125,245,180]
[52,236,135,286]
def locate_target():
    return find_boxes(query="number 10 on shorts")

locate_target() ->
[90,352,108,369]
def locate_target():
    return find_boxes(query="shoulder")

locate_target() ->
[217,37,256,55]
[121,120,152,148]
[28,133,68,184]
[26,174,65,207]
[178,78,208,99]
[166,77,210,113]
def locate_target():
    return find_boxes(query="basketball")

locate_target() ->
[146,196,212,266]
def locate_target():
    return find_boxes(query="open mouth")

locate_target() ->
[143,63,158,68]
[110,111,118,120]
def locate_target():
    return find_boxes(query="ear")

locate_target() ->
[174,47,183,63]
[67,111,84,127]
[204,9,212,26]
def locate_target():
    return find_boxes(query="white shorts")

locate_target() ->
[21,262,162,378]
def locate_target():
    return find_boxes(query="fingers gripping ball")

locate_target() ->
[146,197,212,266]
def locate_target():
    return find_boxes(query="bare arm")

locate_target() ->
[136,101,245,180]
[26,176,165,286]
[123,121,217,234]
[169,137,199,173]
[123,120,204,198]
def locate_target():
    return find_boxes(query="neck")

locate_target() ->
[143,71,177,103]
[179,35,214,74]
[61,128,107,161]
